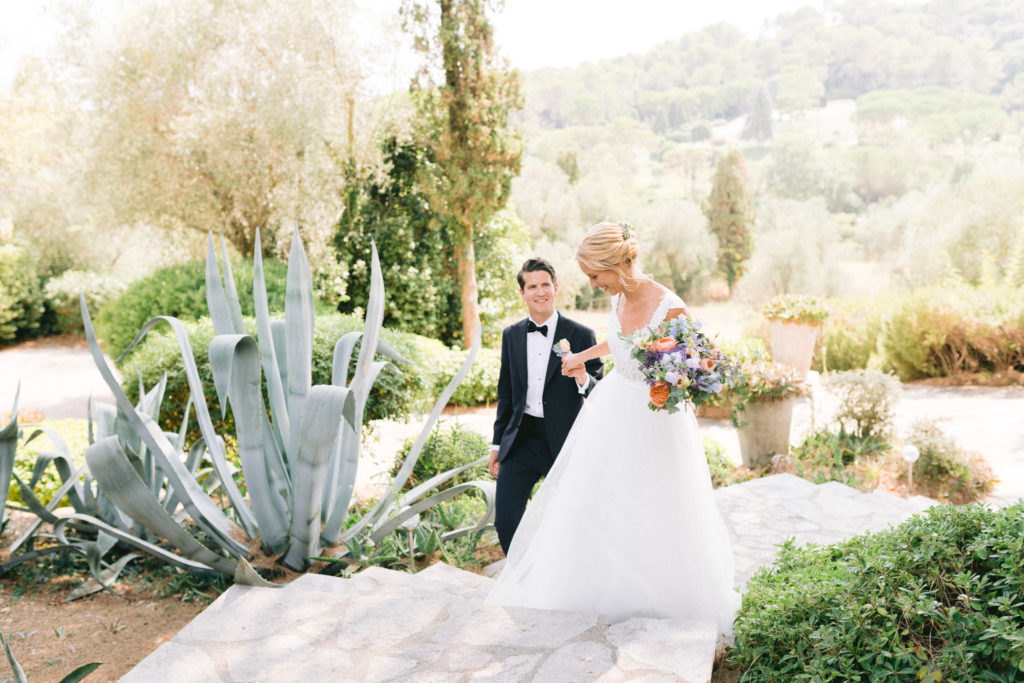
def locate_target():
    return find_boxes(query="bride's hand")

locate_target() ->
[561,353,583,374]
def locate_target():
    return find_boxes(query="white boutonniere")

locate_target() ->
[552,338,571,358]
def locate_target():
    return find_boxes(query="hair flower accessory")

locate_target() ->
[620,222,636,241]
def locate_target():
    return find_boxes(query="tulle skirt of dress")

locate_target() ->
[486,370,740,638]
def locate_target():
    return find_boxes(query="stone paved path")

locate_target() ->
[122,474,938,682]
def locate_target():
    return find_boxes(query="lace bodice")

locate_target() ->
[607,291,685,385]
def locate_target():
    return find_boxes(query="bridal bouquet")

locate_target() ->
[626,317,737,414]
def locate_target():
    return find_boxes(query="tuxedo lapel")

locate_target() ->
[544,316,568,386]
[513,319,529,394]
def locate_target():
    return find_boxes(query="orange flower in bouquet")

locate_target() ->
[651,337,678,353]
[649,381,671,407]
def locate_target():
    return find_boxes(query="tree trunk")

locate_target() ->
[456,232,478,350]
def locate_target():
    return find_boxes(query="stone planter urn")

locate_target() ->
[735,396,797,469]
[768,319,820,380]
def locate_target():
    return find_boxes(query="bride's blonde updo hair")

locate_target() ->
[576,221,642,289]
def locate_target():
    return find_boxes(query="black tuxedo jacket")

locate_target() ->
[492,314,603,463]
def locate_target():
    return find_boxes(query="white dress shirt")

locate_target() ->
[524,312,559,418]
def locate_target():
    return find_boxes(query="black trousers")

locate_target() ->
[495,414,555,555]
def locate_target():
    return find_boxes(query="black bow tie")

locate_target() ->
[527,320,548,335]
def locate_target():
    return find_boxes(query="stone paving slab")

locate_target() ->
[123,474,942,682]
[123,565,719,682]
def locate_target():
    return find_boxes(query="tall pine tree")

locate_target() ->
[404,0,523,348]
[703,150,756,295]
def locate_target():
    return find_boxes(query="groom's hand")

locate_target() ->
[564,363,587,386]
[488,448,500,477]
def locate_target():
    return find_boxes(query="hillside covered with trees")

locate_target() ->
[510,0,1024,305]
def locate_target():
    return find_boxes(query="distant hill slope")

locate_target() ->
[520,0,1024,133]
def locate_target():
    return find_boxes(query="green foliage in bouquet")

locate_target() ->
[762,294,829,325]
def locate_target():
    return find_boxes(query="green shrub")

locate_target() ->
[42,270,127,336]
[812,296,883,372]
[95,257,315,354]
[393,423,491,492]
[730,503,1024,680]
[119,313,451,435]
[703,436,735,488]
[880,284,1024,381]
[434,347,501,407]
[823,369,901,442]
[907,418,994,504]
[7,419,89,506]
[0,244,45,343]
[790,429,876,482]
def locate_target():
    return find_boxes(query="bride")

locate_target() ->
[486,221,739,638]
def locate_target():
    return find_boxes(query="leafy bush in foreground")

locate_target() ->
[730,503,1024,681]
[0,244,45,343]
[95,256,302,354]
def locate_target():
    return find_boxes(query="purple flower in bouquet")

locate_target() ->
[623,316,737,414]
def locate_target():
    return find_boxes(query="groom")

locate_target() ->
[489,257,603,555]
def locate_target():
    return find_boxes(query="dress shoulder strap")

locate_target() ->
[650,290,686,326]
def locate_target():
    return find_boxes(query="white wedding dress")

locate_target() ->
[486,292,740,638]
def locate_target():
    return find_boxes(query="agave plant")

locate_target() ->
[0,380,212,596]
[69,227,494,578]
[1,389,17,533]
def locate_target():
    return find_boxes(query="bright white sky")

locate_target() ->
[0,0,817,87]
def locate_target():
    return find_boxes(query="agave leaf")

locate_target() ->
[66,551,141,602]
[271,319,289,403]
[93,303,257,540]
[6,462,90,557]
[252,229,291,453]
[319,419,359,544]
[234,557,279,588]
[438,481,496,543]
[0,545,69,573]
[209,334,289,553]
[394,455,489,509]
[319,359,390,536]
[281,385,355,570]
[176,396,193,452]
[89,400,118,444]
[331,331,363,387]
[84,436,238,575]
[219,234,246,333]
[376,339,412,366]
[1,387,19,530]
[343,316,481,544]
[368,480,495,546]
[284,225,315,471]
[53,514,223,574]
[206,233,240,335]
[349,242,385,413]
[1,630,28,683]
[58,661,103,683]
